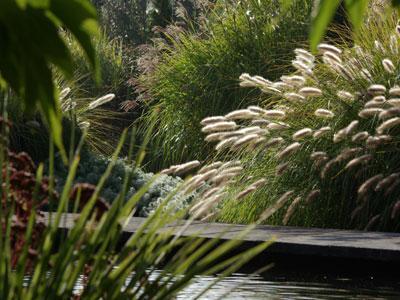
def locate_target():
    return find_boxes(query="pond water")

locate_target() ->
[175,272,400,299]
[70,268,400,299]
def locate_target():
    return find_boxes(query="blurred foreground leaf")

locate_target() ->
[309,0,341,51]
[0,0,99,161]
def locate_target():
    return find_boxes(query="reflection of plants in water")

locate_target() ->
[204,14,400,231]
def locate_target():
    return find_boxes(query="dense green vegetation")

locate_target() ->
[0,1,276,297]
[217,10,400,232]
[139,0,313,169]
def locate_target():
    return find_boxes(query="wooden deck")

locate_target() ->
[47,213,400,263]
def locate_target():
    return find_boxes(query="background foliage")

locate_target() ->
[138,0,313,170]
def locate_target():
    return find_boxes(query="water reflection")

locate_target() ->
[30,269,400,299]
[173,272,400,300]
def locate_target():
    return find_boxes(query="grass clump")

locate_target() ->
[138,0,313,170]
[202,9,400,232]
[0,120,271,298]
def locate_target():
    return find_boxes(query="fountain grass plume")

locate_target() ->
[215,10,400,232]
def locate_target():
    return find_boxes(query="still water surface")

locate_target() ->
[175,272,400,299]
[70,269,400,299]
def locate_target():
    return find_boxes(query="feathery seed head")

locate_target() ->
[236,126,264,135]
[314,108,334,119]
[273,81,292,91]
[310,151,328,161]
[382,58,396,73]
[374,40,385,53]
[345,154,373,170]
[225,109,259,120]
[367,84,386,95]
[267,122,290,130]
[387,98,400,107]
[375,173,400,192]
[236,187,257,200]
[389,86,400,96]
[60,87,71,100]
[317,43,342,55]
[259,191,294,222]
[253,75,273,85]
[299,87,323,97]
[392,201,400,219]
[88,93,116,110]
[336,147,363,161]
[390,34,398,54]
[78,121,90,130]
[378,107,400,120]
[313,126,331,139]
[277,142,301,160]
[306,189,320,204]
[220,160,242,170]
[284,92,305,102]
[283,196,302,225]
[294,48,315,61]
[205,132,226,142]
[358,174,384,198]
[250,178,268,188]
[323,51,342,64]
[261,86,283,95]
[263,110,286,119]
[215,137,238,151]
[281,75,306,87]
[364,100,385,108]
[358,108,384,118]
[337,90,355,102]
[202,121,237,133]
[372,95,386,103]
[293,128,313,141]
[200,116,227,126]
[232,134,259,149]
[360,68,373,82]
[376,117,400,134]
[252,119,270,126]
[198,162,223,174]
[248,106,267,114]
[174,160,201,175]
[239,73,252,81]
[265,137,284,147]
[344,120,359,135]
[276,162,290,176]
[292,60,313,75]
[352,131,369,143]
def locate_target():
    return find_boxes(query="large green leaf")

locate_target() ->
[309,0,341,51]
[0,0,99,161]
[345,0,368,34]
[50,0,100,81]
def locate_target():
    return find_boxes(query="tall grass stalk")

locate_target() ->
[0,116,271,298]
